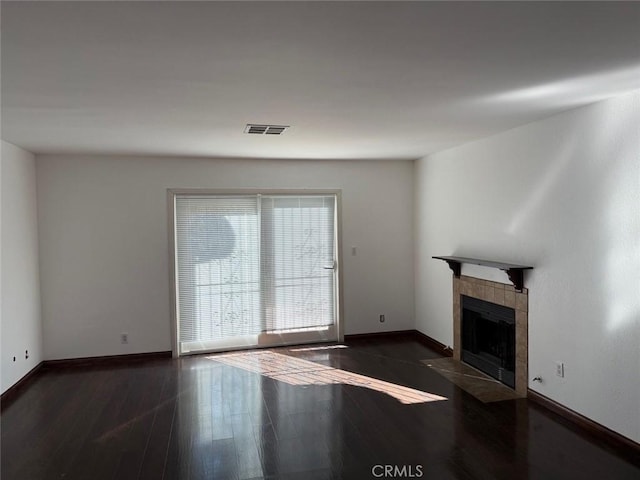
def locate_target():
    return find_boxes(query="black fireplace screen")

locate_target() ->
[461,295,516,388]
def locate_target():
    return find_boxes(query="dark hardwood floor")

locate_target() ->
[2,335,639,479]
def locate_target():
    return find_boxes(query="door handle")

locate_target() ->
[323,261,336,270]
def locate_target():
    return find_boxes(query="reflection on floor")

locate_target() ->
[422,357,522,403]
[210,350,447,405]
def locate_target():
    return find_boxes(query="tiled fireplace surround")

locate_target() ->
[453,275,528,397]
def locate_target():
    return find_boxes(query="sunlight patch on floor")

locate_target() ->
[208,350,447,405]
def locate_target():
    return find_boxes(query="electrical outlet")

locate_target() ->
[379,314,385,323]
[555,361,564,378]
[25,350,29,359]
[121,333,129,344]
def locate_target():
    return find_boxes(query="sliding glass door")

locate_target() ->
[171,191,340,355]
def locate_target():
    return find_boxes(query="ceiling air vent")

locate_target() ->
[244,124,289,135]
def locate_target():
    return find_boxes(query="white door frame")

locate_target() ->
[167,188,344,358]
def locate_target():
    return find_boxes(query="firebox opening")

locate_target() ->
[461,295,516,389]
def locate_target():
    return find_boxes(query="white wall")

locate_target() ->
[415,90,640,443]
[1,141,43,394]
[36,156,414,360]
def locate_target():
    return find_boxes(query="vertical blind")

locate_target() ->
[175,194,336,354]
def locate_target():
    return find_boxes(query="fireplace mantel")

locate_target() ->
[433,256,533,291]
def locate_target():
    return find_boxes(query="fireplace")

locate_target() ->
[452,275,528,396]
[461,295,516,388]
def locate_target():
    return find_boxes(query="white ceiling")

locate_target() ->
[2,1,640,160]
